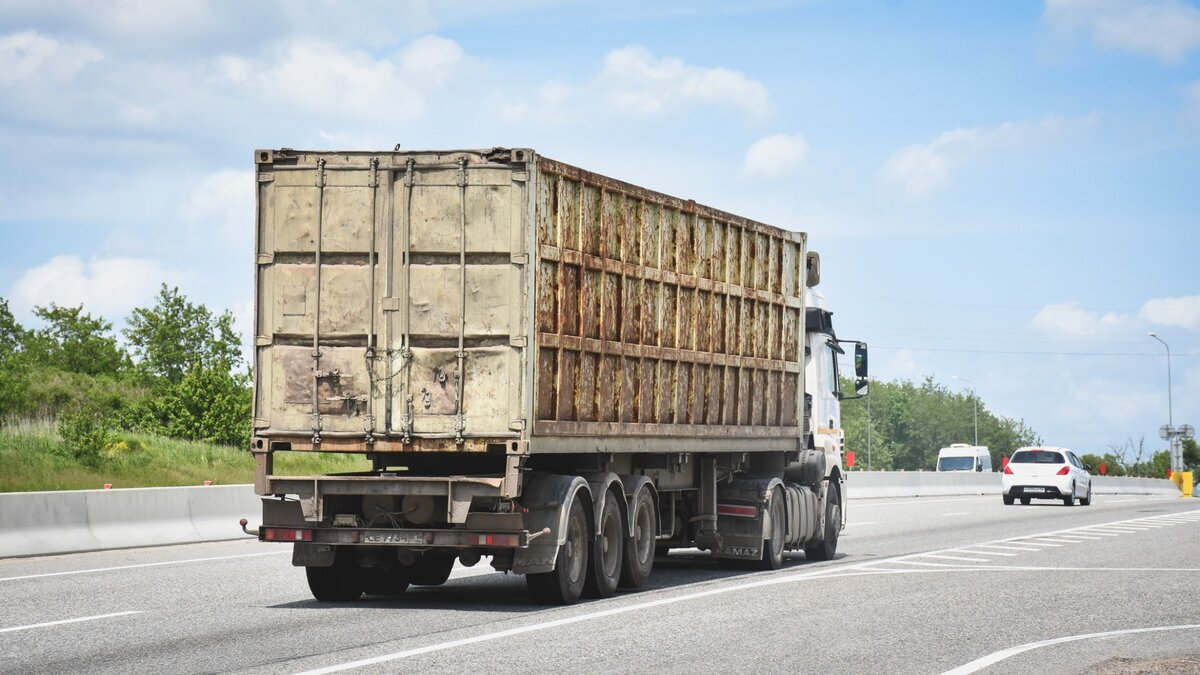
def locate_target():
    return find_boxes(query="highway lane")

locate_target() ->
[1,494,1196,674]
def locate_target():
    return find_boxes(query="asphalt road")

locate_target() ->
[2,493,1197,674]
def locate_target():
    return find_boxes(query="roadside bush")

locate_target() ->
[133,363,252,448]
[57,407,114,466]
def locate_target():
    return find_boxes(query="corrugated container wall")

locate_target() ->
[252,148,807,456]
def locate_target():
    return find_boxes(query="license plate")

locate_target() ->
[1024,487,1045,493]
[364,532,426,545]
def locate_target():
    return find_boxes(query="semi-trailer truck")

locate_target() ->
[246,147,867,604]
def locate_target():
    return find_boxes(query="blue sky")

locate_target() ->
[1,0,1197,458]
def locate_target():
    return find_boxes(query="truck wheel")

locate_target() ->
[306,550,363,602]
[1002,494,1014,506]
[620,488,656,588]
[757,487,786,571]
[583,491,625,599]
[363,567,410,596]
[410,552,455,586]
[803,483,840,561]
[526,495,589,605]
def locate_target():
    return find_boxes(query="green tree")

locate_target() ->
[841,376,1040,471]
[0,298,31,418]
[124,285,242,383]
[138,364,252,447]
[24,303,128,376]
[1183,438,1199,471]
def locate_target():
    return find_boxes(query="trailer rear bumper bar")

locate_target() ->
[257,525,549,549]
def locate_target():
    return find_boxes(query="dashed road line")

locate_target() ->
[0,611,140,634]
[921,554,992,563]
[955,549,1018,557]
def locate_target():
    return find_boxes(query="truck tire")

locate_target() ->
[619,488,656,588]
[410,552,455,586]
[803,483,840,561]
[757,487,786,571]
[527,495,589,605]
[583,492,624,599]
[363,567,410,596]
[306,550,363,602]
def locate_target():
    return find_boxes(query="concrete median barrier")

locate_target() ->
[844,471,1182,499]
[0,473,1186,559]
[0,485,260,559]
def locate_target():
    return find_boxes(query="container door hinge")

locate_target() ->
[509,418,527,431]
[510,253,528,266]
[509,335,527,348]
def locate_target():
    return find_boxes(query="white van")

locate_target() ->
[936,444,992,472]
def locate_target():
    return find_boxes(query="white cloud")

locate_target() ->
[215,35,468,126]
[11,255,175,318]
[597,46,771,119]
[879,115,1093,200]
[501,46,772,123]
[1044,0,1200,63]
[0,30,102,86]
[742,133,809,178]
[1030,301,1126,337]
[1138,295,1200,331]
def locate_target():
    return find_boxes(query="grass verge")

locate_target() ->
[0,419,371,492]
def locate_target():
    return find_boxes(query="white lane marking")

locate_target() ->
[1030,537,1087,543]
[1057,533,1104,540]
[919,554,991,562]
[942,512,970,517]
[955,549,1017,557]
[295,508,1200,674]
[891,560,980,568]
[1072,530,1119,537]
[843,521,877,528]
[0,551,288,583]
[1083,527,1147,534]
[941,624,1200,675]
[0,611,140,634]
[1104,499,1139,503]
[291,561,863,675]
[1011,540,1062,547]
[974,544,1042,552]
[852,497,995,509]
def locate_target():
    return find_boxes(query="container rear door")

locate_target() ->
[253,150,529,450]
[389,155,529,447]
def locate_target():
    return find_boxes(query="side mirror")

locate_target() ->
[854,342,868,378]
[806,251,821,288]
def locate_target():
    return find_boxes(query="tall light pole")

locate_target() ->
[866,376,872,471]
[952,375,978,447]
[1148,332,1180,472]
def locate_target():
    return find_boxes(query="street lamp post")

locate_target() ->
[951,375,978,447]
[1148,332,1183,472]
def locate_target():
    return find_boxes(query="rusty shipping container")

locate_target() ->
[251,147,809,460]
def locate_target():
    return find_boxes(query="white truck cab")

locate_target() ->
[936,444,992,472]
[804,289,868,464]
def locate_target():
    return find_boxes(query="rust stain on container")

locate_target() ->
[252,148,807,453]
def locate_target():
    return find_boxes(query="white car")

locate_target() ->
[1001,446,1092,506]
